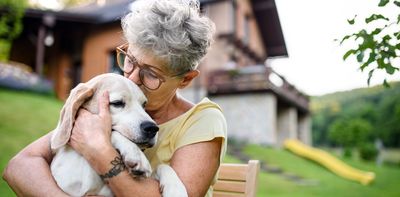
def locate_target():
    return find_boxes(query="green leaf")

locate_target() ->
[340,35,351,44]
[365,14,389,23]
[343,49,356,60]
[357,51,364,62]
[397,14,400,24]
[395,32,400,39]
[371,28,382,35]
[385,65,396,74]
[360,52,376,71]
[367,69,374,85]
[347,16,356,25]
[394,0,400,7]
[379,0,390,6]
[377,58,385,68]
[396,43,400,49]
[383,79,390,88]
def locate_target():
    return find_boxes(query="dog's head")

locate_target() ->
[50,73,158,151]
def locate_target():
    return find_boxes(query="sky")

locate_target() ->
[29,0,399,96]
[270,0,400,96]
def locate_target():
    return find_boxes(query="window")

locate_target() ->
[109,50,123,75]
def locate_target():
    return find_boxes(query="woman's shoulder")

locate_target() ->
[190,98,224,117]
[160,97,224,128]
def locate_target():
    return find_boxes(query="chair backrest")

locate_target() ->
[213,160,260,197]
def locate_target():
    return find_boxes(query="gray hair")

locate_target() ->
[121,0,215,74]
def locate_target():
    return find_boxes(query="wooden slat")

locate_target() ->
[213,160,260,197]
[213,191,246,197]
[217,163,247,181]
[213,180,246,193]
[245,160,260,197]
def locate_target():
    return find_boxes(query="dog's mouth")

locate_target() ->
[136,142,155,151]
[111,127,155,151]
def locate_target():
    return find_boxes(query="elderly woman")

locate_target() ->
[3,0,227,196]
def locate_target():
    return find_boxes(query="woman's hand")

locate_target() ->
[69,91,113,162]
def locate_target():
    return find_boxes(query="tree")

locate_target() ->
[0,0,27,61]
[376,91,400,146]
[338,0,400,87]
[328,118,373,156]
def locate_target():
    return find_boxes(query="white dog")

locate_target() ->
[50,73,187,197]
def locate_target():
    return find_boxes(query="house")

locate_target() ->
[8,0,310,147]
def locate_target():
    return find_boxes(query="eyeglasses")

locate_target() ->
[116,43,187,90]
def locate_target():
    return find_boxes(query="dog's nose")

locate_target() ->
[140,121,159,138]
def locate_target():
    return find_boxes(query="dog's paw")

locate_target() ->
[160,182,188,197]
[123,153,152,178]
[157,164,188,197]
[111,132,152,178]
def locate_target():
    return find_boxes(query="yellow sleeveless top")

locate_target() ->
[144,98,227,197]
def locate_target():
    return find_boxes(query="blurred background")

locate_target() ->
[0,0,399,196]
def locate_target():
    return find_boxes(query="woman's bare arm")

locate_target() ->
[74,137,222,197]
[170,138,222,197]
[69,93,223,196]
[2,133,69,197]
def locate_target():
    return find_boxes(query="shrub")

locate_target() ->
[358,143,378,161]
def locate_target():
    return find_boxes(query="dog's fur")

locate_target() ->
[50,73,187,197]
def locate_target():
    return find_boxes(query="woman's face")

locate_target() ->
[123,45,183,111]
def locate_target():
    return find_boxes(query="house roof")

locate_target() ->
[251,0,287,57]
[24,0,287,57]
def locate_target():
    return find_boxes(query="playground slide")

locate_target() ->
[284,139,375,185]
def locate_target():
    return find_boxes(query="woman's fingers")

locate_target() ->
[99,91,110,118]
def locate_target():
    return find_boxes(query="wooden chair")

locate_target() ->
[213,160,260,197]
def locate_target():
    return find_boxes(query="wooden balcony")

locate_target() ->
[207,66,309,112]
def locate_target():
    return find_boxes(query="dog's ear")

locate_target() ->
[50,83,94,151]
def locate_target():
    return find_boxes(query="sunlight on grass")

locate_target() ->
[0,89,63,196]
[241,144,400,197]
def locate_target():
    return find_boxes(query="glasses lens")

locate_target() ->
[140,69,161,90]
[117,50,134,73]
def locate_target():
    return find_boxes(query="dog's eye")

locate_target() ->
[142,101,147,108]
[110,100,125,108]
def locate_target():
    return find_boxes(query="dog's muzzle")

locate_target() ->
[137,121,159,149]
[140,121,159,138]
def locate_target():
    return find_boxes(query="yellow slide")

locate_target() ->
[284,139,375,185]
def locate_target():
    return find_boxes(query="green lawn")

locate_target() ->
[236,144,400,197]
[0,89,63,196]
[1,88,400,197]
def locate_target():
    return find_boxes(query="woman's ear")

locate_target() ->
[178,70,200,89]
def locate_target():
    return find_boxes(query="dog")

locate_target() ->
[50,73,187,197]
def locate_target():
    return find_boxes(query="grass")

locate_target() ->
[1,88,400,197]
[237,144,400,197]
[0,88,63,196]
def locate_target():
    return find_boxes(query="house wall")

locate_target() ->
[298,114,312,145]
[210,93,278,145]
[81,24,124,82]
[205,1,233,35]
[235,0,266,58]
[54,54,72,100]
[277,106,298,147]
[181,0,269,102]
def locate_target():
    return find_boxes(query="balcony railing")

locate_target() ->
[207,65,309,112]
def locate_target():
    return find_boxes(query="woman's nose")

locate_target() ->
[126,69,142,86]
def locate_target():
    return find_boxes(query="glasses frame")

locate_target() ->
[116,43,187,90]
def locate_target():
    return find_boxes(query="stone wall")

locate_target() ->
[210,93,278,145]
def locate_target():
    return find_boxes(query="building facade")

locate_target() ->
[8,0,311,146]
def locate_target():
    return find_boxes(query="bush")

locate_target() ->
[358,143,378,161]
[343,147,353,158]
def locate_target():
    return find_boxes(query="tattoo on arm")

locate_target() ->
[100,156,125,184]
